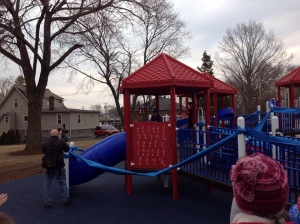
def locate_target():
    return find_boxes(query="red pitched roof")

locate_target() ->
[121,53,213,95]
[202,73,237,95]
[275,67,300,87]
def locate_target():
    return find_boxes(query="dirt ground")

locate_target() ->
[0,138,102,184]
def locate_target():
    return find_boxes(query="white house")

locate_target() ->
[0,85,99,140]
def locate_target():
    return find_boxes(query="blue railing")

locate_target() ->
[236,111,300,134]
[236,112,270,132]
[179,128,238,185]
[178,127,300,204]
[276,113,300,132]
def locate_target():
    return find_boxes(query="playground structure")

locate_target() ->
[65,54,300,203]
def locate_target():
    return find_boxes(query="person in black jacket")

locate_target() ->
[42,129,71,208]
[149,108,163,122]
[57,127,69,142]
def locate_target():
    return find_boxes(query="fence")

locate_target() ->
[177,117,300,204]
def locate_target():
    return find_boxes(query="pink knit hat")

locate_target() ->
[230,153,288,216]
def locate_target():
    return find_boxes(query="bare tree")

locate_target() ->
[132,0,192,64]
[130,0,193,113]
[67,0,192,124]
[215,20,293,114]
[90,103,104,117]
[0,0,141,151]
[0,76,14,101]
[64,10,135,126]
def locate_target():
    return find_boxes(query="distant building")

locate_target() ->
[0,85,99,140]
[133,96,186,122]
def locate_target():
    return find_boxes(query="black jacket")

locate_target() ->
[42,136,70,168]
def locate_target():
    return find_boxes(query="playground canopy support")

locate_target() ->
[120,53,214,199]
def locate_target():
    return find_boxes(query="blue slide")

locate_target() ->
[69,132,126,186]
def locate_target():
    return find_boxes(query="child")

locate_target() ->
[0,212,14,224]
[289,196,300,224]
[230,153,292,224]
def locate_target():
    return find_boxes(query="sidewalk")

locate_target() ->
[0,162,233,224]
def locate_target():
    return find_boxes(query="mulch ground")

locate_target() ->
[1,150,44,184]
[0,166,43,184]
[7,150,43,156]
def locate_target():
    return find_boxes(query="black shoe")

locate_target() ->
[44,204,52,209]
[64,199,72,206]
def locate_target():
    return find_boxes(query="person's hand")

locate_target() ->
[0,193,8,206]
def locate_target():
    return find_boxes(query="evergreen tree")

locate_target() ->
[197,51,214,76]
[0,132,5,145]
[15,75,26,85]
[14,129,21,144]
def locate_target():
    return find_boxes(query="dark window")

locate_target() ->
[23,115,28,122]
[57,114,62,124]
[78,114,82,124]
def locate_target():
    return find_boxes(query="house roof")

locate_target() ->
[0,111,15,121]
[16,85,63,100]
[0,84,94,112]
[135,96,185,111]
[42,108,97,113]
[275,67,300,87]
[121,53,213,95]
[0,85,28,108]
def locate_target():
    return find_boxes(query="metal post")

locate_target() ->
[257,105,261,122]
[165,114,169,121]
[271,116,279,159]
[237,117,245,158]
[65,141,73,197]
[203,125,207,163]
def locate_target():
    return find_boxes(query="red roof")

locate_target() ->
[121,53,213,95]
[275,67,300,87]
[202,73,237,95]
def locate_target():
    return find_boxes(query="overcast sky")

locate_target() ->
[1,0,300,110]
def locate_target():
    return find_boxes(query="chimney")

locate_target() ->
[49,96,54,111]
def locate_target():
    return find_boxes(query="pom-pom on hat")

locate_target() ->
[230,153,288,216]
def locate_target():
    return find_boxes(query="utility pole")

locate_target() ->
[104,103,108,124]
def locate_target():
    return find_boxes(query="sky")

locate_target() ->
[1,0,300,110]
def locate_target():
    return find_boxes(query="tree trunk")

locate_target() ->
[24,96,43,151]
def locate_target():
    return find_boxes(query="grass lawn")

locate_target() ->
[0,138,102,183]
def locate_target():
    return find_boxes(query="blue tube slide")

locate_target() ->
[69,132,126,186]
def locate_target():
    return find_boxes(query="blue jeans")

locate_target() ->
[44,167,69,206]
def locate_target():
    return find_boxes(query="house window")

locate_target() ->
[78,114,82,124]
[23,115,28,122]
[4,116,8,123]
[47,100,49,105]
[13,98,18,107]
[57,114,62,124]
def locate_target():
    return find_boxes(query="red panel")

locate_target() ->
[132,121,171,169]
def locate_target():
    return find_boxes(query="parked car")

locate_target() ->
[94,125,120,138]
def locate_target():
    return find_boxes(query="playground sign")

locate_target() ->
[132,121,171,169]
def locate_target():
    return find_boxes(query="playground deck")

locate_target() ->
[0,161,233,224]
